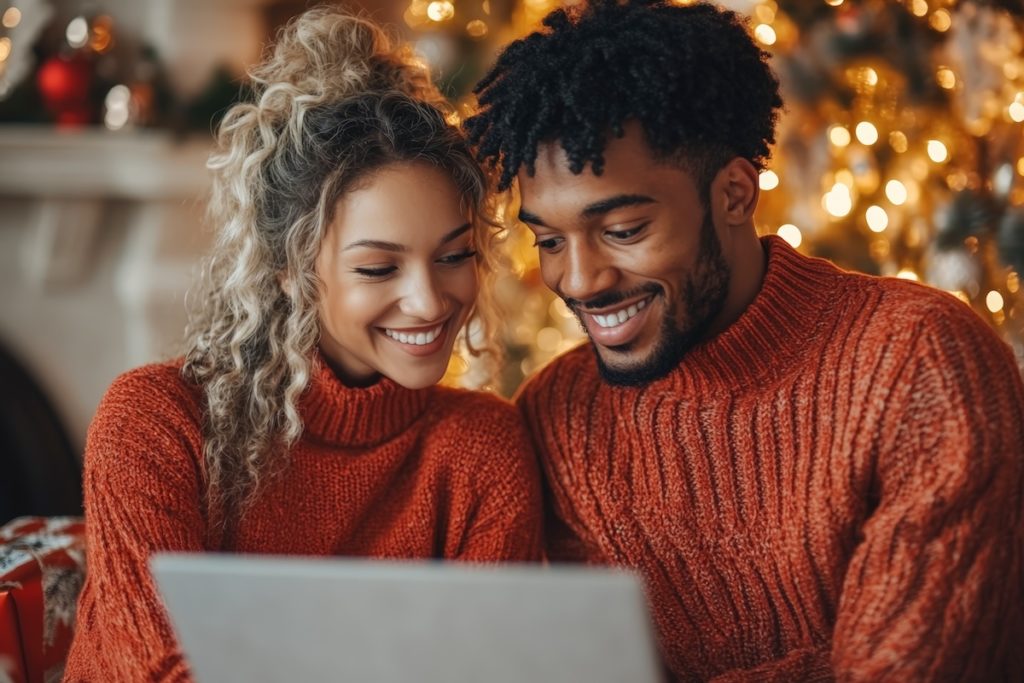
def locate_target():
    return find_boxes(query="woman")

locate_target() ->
[63,8,542,681]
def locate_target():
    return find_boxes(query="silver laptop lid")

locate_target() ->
[151,553,663,683]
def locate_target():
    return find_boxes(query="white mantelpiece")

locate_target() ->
[0,125,214,452]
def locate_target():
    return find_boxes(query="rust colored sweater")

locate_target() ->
[518,236,1024,682]
[64,358,542,682]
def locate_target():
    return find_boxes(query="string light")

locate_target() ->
[777,224,802,247]
[866,205,889,232]
[936,67,956,89]
[889,131,908,153]
[466,19,488,38]
[855,121,878,145]
[759,170,780,190]
[927,140,949,163]
[986,291,1005,313]
[911,0,928,17]
[1,7,20,28]
[896,269,920,281]
[0,37,10,63]
[66,17,89,48]
[825,0,844,6]
[930,9,952,32]
[754,24,777,46]
[426,1,455,22]
[885,179,908,205]
[824,183,853,217]
[829,125,851,147]
[1009,101,1024,123]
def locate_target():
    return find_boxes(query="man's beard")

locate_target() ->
[565,212,731,387]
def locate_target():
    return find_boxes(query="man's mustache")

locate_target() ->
[562,283,663,314]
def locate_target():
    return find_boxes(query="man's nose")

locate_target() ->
[558,239,619,304]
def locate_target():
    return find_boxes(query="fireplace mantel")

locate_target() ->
[0,126,215,451]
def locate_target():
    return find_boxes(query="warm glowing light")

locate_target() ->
[863,67,878,86]
[825,0,843,6]
[754,24,777,46]
[986,290,1005,313]
[536,327,563,352]
[1009,272,1020,294]
[66,16,88,48]
[896,270,920,281]
[104,84,131,131]
[835,169,854,188]
[927,140,949,163]
[930,9,952,32]
[829,125,851,147]
[426,1,455,22]
[1018,157,1024,176]
[865,205,889,233]
[885,180,908,205]
[759,170,780,190]
[754,4,775,23]
[466,19,488,37]
[1,7,21,28]
[911,0,928,16]
[1009,102,1024,123]
[777,224,802,247]
[936,67,956,89]
[855,121,878,145]
[824,183,853,217]
[0,37,10,63]
[889,131,908,153]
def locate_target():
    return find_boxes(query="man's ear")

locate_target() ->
[713,157,759,226]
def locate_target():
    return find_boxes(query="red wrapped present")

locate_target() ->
[0,517,85,683]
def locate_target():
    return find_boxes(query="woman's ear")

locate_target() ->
[713,157,759,226]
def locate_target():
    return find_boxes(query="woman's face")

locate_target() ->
[315,161,479,389]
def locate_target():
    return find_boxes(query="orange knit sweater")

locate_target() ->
[64,358,542,683]
[517,236,1024,682]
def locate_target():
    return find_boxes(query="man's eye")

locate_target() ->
[437,248,478,265]
[605,223,649,241]
[353,266,397,278]
[533,236,563,252]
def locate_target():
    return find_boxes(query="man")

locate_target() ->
[466,1,1024,680]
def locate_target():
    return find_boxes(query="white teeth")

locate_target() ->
[592,298,649,329]
[384,324,443,345]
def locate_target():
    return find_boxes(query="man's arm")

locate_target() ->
[713,303,1024,682]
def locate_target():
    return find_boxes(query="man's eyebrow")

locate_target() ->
[342,222,471,252]
[518,194,657,228]
[518,209,548,227]
[580,194,656,219]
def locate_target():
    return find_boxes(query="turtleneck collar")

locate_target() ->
[299,352,432,447]
[656,234,842,396]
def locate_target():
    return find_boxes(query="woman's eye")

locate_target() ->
[533,236,563,252]
[437,248,477,265]
[353,266,397,278]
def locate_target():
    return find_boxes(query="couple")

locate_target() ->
[65,2,1024,682]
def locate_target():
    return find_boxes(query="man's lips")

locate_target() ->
[575,294,656,348]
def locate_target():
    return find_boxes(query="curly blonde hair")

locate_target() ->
[182,6,497,530]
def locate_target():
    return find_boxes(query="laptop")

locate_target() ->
[151,553,664,683]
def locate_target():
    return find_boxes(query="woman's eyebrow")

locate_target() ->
[342,223,471,252]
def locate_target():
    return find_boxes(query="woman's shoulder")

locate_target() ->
[91,359,203,447]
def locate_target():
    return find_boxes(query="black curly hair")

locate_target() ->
[464,0,784,198]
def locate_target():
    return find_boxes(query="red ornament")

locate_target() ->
[36,55,94,127]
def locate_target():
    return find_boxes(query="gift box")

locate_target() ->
[0,517,85,683]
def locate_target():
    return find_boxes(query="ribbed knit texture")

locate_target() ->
[518,236,1024,682]
[64,357,542,683]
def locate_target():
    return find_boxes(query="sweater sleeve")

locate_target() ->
[442,394,544,563]
[63,367,205,683]
[828,306,1024,680]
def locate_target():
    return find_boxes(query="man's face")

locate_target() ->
[517,124,732,385]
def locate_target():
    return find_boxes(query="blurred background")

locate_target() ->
[1,0,1023,522]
